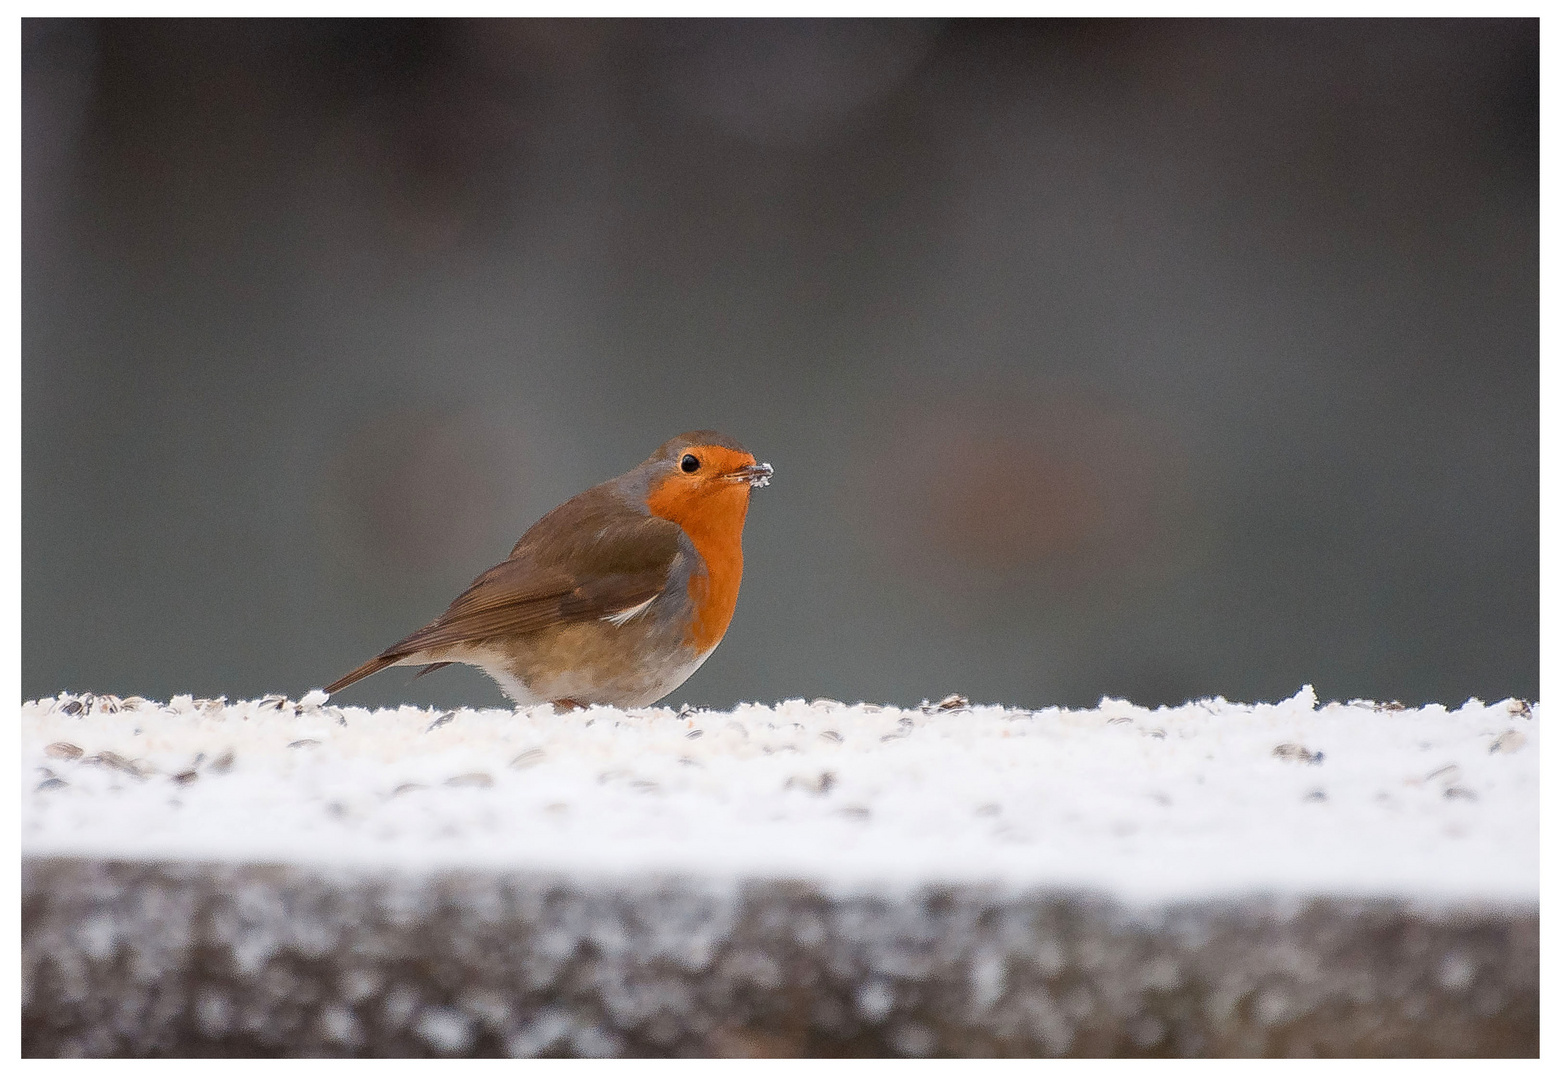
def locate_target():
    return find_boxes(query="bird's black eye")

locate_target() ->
[680,453,701,473]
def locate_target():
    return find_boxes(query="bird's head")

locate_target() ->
[640,430,772,534]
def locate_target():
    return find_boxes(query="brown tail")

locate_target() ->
[323,653,406,695]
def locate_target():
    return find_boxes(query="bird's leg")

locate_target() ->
[551,698,586,712]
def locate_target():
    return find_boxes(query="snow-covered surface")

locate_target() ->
[21,688,1538,906]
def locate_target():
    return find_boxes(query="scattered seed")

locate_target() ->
[686,729,704,740]
[629,779,661,793]
[171,770,199,786]
[45,742,83,760]
[785,771,836,795]
[1107,716,1133,725]
[928,694,970,713]
[287,739,321,750]
[445,772,492,788]
[1304,790,1328,802]
[60,699,84,716]
[36,778,68,792]
[259,694,288,711]
[838,805,871,820]
[297,689,330,711]
[1426,764,1462,786]
[1141,728,1167,740]
[391,782,427,797]
[1507,699,1531,719]
[1273,743,1324,765]
[82,751,148,779]
[810,698,844,710]
[1489,730,1527,754]
[820,730,843,743]
[209,750,235,774]
[510,747,545,769]
[1443,786,1478,801]
[425,711,456,733]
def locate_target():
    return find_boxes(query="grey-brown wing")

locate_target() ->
[392,564,669,656]
[324,510,687,694]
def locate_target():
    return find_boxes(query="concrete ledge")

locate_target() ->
[21,690,1539,1056]
[22,857,1536,1056]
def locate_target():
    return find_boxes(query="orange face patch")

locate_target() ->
[644,445,759,652]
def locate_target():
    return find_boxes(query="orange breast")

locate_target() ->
[644,460,753,653]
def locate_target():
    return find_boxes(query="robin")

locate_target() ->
[324,431,772,709]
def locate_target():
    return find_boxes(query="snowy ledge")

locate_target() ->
[21,688,1539,902]
[21,689,1539,1056]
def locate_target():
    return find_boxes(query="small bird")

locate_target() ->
[324,431,772,709]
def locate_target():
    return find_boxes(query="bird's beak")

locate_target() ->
[726,462,774,488]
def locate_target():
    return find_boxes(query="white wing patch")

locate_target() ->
[603,595,657,626]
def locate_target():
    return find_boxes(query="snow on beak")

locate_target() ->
[727,462,774,488]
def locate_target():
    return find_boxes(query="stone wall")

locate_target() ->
[22,858,1537,1057]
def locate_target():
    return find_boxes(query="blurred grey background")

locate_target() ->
[22,18,1537,711]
